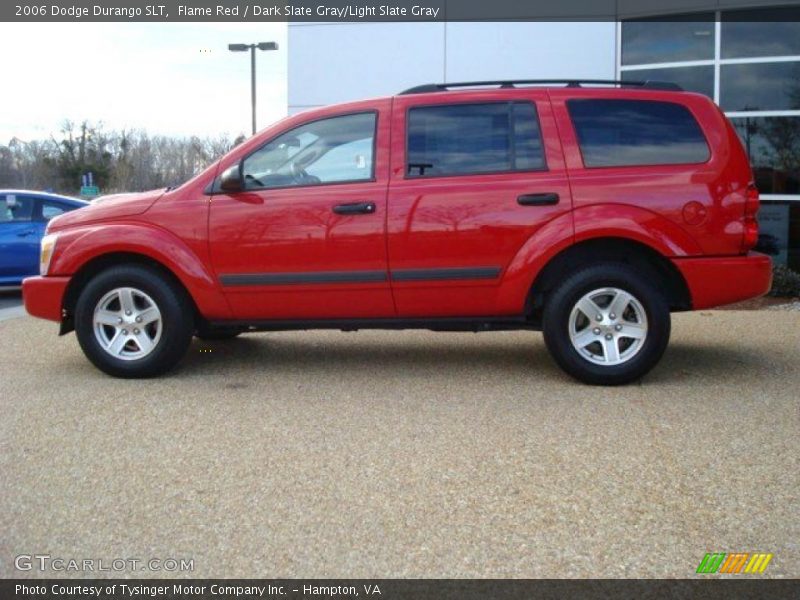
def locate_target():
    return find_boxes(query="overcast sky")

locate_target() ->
[0,22,288,144]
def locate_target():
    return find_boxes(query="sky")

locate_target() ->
[0,22,288,144]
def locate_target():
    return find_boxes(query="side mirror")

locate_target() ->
[219,164,243,193]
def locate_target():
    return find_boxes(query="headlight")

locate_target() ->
[40,233,58,276]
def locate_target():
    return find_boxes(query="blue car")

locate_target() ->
[0,190,88,287]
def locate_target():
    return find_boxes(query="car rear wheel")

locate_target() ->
[542,263,670,385]
[74,265,194,378]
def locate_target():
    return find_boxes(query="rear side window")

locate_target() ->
[567,99,710,167]
[407,102,545,177]
[41,201,68,221]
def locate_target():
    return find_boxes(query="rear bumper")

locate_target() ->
[673,252,773,310]
[22,276,70,322]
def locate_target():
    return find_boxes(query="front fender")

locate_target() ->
[50,223,232,319]
[495,204,702,314]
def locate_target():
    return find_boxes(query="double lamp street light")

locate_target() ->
[228,41,279,135]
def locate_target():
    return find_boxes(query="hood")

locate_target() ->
[46,189,165,232]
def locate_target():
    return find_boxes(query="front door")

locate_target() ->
[209,105,394,320]
[387,92,572,317]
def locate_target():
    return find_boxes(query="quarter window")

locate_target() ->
[406,102,545,177]
[567,99,710,168]
[242,112,376,190]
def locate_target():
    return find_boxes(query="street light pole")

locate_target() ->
[250,45,256,136]
[228,41,279,136]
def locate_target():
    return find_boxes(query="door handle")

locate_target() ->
[517,193,560,206]
[332,202,376,215]
[16,229,36,237]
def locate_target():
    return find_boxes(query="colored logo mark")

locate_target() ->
[696,552,773,574]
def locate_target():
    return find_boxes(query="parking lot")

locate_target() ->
[0,309,798,578]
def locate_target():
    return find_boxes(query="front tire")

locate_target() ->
[542,263,670,385]
[74,265,194,378]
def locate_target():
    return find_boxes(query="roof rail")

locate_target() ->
[399,79,683,94]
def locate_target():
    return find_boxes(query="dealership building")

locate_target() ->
[288,4,800,269]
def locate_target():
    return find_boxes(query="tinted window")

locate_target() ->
[0,194,34,223]
[242,112,375,189]
[720,62,800,112]
[722,8,800,59]
[622,14,714,66]
[621,66,714,99]
[407,102,545,177]
[567,100,710,168]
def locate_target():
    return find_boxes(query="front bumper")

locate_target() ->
[22,276,70,322]
[672,252,773,310]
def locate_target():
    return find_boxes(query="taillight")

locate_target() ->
[742,183,760,252]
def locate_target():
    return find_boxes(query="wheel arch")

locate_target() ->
[526,237,692,324]
[60,252,203,335]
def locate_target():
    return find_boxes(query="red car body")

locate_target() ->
[22,82,772,382]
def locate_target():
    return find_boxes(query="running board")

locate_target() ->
[206,316,538,333]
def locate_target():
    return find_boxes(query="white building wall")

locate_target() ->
[288,22,617,113]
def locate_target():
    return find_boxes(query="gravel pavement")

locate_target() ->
[0,311,798,578]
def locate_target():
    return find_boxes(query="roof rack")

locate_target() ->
[399,79,683,94]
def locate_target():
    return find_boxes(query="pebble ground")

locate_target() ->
[1,311,798,578]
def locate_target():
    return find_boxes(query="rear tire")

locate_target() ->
[542,263,670,385]
[74,265,194,378]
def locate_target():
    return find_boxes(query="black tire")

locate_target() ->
[74,265,194,378]
[542,263,670,385]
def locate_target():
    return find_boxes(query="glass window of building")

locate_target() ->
[621,66,714,98]
[619,6,800,270]
[621,14,715,65]
[721,8,800,58]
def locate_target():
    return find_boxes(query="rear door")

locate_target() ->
[0,194,40,283]
[387,91,572,317]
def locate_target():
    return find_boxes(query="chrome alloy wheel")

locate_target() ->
[93,287,162,361]
[568,287,648,366]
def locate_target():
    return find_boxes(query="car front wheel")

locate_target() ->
[542,264,670,385]
[74,265,194,378]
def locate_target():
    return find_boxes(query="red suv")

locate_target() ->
[23,80,772,384]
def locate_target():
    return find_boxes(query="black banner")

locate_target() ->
[3,579,800,600]
[3,0,800,22]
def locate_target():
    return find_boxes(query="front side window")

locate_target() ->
[567,99,710,168]
[0,195,34,223]
[406,102,545,178]
[242,112,376,190]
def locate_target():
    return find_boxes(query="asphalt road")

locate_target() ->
[0,290,22,311]
[0,311,798,578]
